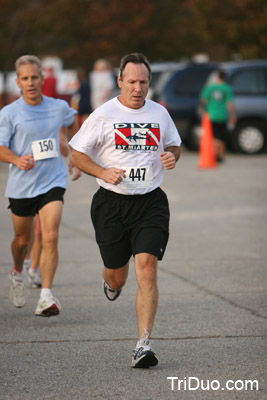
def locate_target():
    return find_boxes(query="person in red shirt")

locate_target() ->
[42,67,57,98]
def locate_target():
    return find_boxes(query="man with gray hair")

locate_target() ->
[0,55,80,316]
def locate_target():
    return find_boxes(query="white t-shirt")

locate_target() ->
[69,97,181,195]
[90,70,115,110]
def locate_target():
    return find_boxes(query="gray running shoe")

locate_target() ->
[10,271,27,308]
[28,268,41,288]
[103,280,122,301]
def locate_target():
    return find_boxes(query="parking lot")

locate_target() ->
[0,149,266,399]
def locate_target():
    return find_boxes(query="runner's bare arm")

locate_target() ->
[65,119,79,141]
[70,149,126,185]
[0,145,35,170]
[160,146,180,170]
[64,120,82,181]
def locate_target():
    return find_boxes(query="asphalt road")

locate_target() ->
[0,150,266,400]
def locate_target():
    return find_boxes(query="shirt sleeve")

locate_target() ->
[226,85,234,102]
[200,85,209,101]
[0,107,13,147]
[61,100,77,128]
[69,114,103,155]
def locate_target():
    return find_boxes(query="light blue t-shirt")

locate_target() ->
[0,95,76,198]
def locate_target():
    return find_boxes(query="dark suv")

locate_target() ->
[152,60,267,154]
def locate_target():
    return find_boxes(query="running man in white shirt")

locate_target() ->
[0,55,81,317]
[69,53,181,368]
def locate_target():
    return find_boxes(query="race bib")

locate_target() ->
[31,138,58,161]
[121,166,153,189]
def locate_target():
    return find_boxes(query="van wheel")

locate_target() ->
[230,120,266,154]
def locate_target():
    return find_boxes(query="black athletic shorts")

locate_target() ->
[91,187,170,269]
[211,122,227,141]
[8,187,65,217]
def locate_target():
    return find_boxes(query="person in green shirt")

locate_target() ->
[200,69,236,162]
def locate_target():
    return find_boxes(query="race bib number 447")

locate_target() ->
[121,166,153,189]
[31,138,58,161]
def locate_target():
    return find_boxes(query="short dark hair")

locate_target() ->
[217,69,226,81]
[119,53,151,81]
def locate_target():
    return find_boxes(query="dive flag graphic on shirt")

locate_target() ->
[114,123,160,151]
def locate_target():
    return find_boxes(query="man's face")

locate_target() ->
[117,62,150,109]
[16,63,44,105]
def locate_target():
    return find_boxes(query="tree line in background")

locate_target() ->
[0,0,266,71]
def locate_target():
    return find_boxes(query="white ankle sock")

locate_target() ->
[40,288,52,298]
[29,268,38,273]
[137,330,150,347]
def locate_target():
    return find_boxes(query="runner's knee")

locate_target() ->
[14,235,29,251]
[42,229,58,246]
[108,275,126,289]
[135,255,157,287]
[104,265,128,289]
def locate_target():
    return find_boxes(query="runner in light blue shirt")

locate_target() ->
[0,95,76,198]
[0,55,81,316]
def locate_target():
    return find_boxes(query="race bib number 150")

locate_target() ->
[31,138,58,161]
[121,166,153,189]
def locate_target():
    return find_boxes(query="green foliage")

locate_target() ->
[0,0,265,70]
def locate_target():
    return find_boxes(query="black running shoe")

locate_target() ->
[103,280,122,301]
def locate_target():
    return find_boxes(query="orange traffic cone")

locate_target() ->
[198,113,218,169]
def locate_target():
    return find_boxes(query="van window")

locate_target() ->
[173,68,213,95]
[229,69,267,95]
